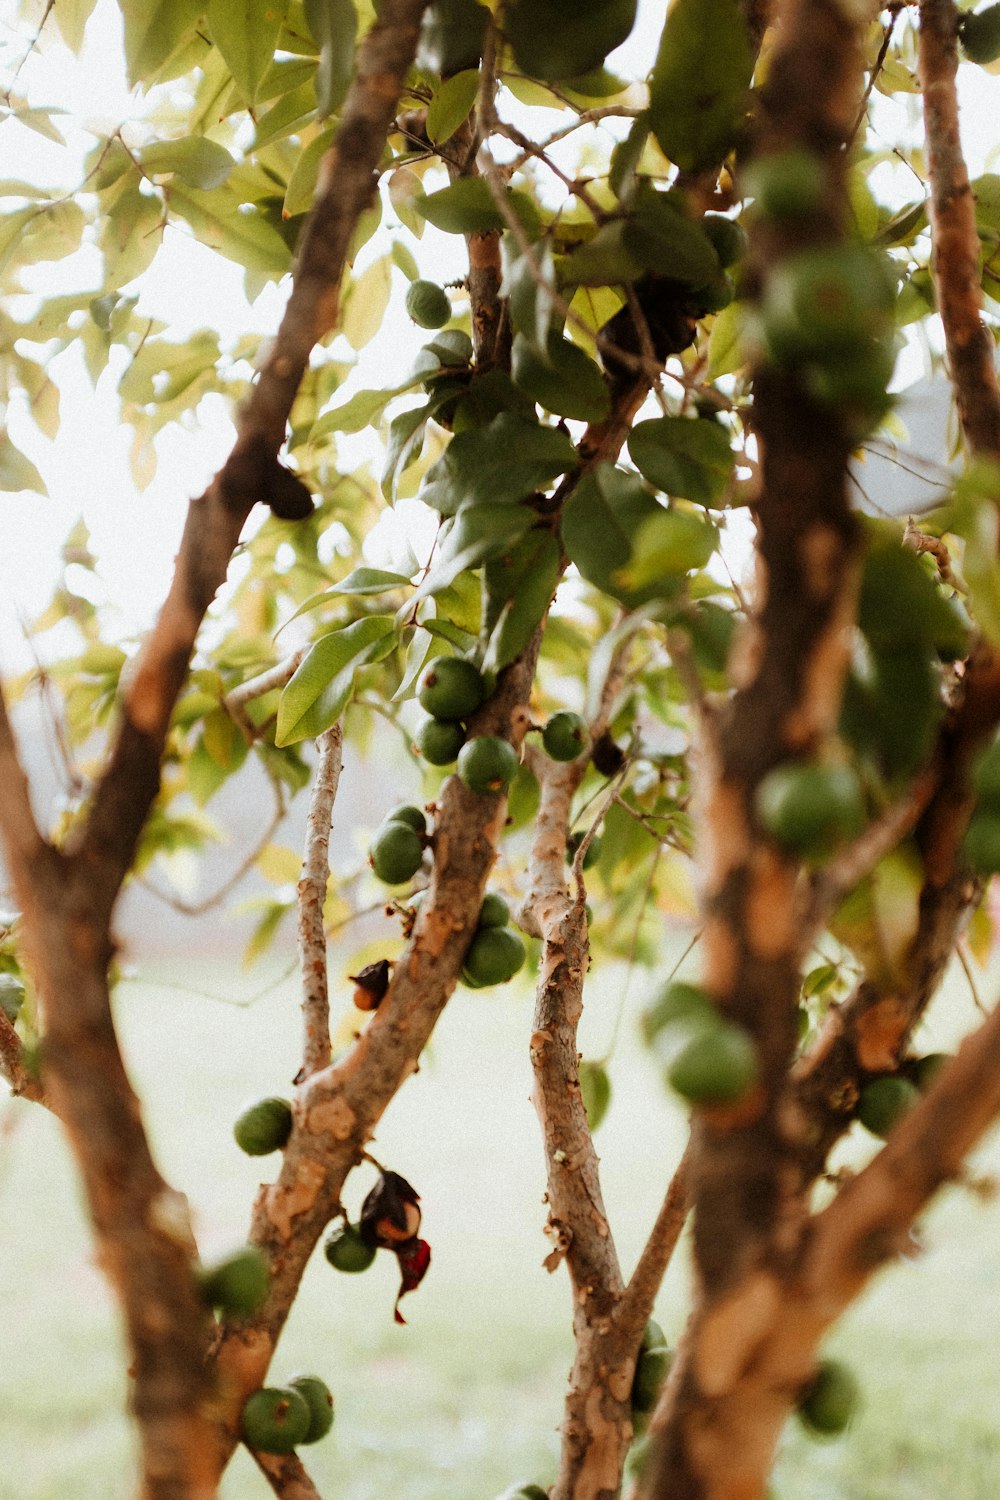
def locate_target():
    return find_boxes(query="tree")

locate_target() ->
[4,0,1000,1495]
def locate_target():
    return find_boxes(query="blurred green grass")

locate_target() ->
[3,948,1000,1499]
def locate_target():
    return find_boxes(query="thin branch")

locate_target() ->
[0,1008,47,1107]
[0,682,47,869]
[956,937,988,1015]
[224,652,305,742]
[298,725,343,1078]
[618,1142,691,1338]
[251,1447,325,1499]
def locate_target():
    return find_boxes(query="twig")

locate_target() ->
[849,6,903,145]
[251,1447,325,1499]
[225,652,305,742]
[298,725,343,1077]
[0,1008,47,1107]
[617,1142,691,1338]
[0,684,46,870]
[956,938,987,1015]
[503,101,643,172]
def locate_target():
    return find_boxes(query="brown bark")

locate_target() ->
[297,725,343,1078]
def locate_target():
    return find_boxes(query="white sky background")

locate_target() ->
[0,0,999,673]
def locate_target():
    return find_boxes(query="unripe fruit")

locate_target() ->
[542,710,589,762]
[760,246,895,368]
[912,1051,950,1091]
[233,1096,293,1156]
[324,1222,377,1273]
[701,213,748,268]
[579,1059,611,1131]
[463,925,526,986]
[417,716,466,765]
[960,3,1000,64]
[287,1374,334,1443]
[642,981,715,1046]
[458,736,519,795]
[370,821,425,885]
[796,1359,859,1437]
[478,891,511,928]
[567,830,602,869]
[857,1074,919,1137]
[405,279,452,329]
[241,1385,312,1454]
[418,657,486,720]
[386,803,427,835]
[755,762,864,857]
[667,1022,758,1104]
[962,811,1000,873]
[631,1340,672,1414]
[495,1486,549,1500]
[745,149,826,221]
[199,1246,270,1316]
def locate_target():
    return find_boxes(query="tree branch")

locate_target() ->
[618,1144,691,1339]
[251,1447,325,1499]
[225,652,305,742]
[0,1006,46,1106]
[298,725,343,1078]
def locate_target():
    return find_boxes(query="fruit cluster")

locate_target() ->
[370,803,428,886]
[241,1373,334,1455]
[325,1168,432,1324]
[462,891,526,987]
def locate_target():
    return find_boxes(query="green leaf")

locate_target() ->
[511,332,611,422]
[504,0,637,81]
[343,255,393,351]
[648,0,753,172]
[276,617,397,744]
[427,69,479,144]
[483,530,562,670]
[310,375,425,437]
[707,299,745,378]
[253,82,318,149]
[503,237,558,350]
[622,185,720,285]
[628,417,734,504]
[138,138,236,190]
[0,433,46,495]
[858,534,969,657]
[304,0,357,117]
[330,567,413,595]
[54,0,99,51]
[416,179,540,237]
[943,460,1000,644]
[208,0,289,103]
[560,220,645,287]
[561,464,673,607]
[119,0,203,87]
[283,127,335,216]
[615,507,719,592]
[99,182,164,288]
[168,184,292,276]
[420,413,577,516]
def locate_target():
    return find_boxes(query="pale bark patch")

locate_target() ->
[307,1094,357,1140]
[694,1272,782,1396]
[267,1157,327,1241]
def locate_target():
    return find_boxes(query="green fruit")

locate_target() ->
[962,811,1000,873]
[973,738,1000,804]
[417,716,466,765]
[641,1317,667,1352]
[745,149,826,221]
[288,1374,334,1443]
[760,246,895,367]
[803,338,896,427]
[796,1359,859,1437]
[370,821,425,885]
[692,274,735,315]
[912,1052,950,1091]
[458,736,519,795]
[478,891,511,928]
[419,0,488,74]
[856,1074,919,1137]
[755,762,865,857]
[241,1385,312,1455]
[566,830,602,870]
[667,1022,758,1104]
[418,657,486,721]
[541,710,589,762]
[579,1059,611,1131]
[960,3,1000,63]
[233,1096,293,1156]
[504,0,637,81]
[642,981,716,1046]
[631,1341,672,1413]
[386,803,427,835]
[701,213,748,269]
[199,1246,270,1316]
[0,973,25,1023]
[324,1222,377,1273]
[405,279,452,329]
[495,1486,549,1500]
[463,925,526,986]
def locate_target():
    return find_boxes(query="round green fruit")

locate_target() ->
[241,1385,312,1455]
[803,338,896,426]
[796,1359,859,1437]
[495,1486,549,1500]
[478,891,511,929]
[386,803,427,835]
[972,738,1000,803]
[631,1341,672,1414]
[233,1096,293,1156]
[417,716,466,765]
[405,279,452,329]
[912,1051,950,1091]
[578,1059,611,1131]
[761,246,895,366]
[458,735,519,795]
[418,657,486,721]
[567,830,602,870]
[199,1246,270,1316]
[541,710,590,762]
[701,213,748,268]
[745,149,826,221]
[962,811,1000,873]
[370,821,425,885]
[288,1374,334,1443]
[960,2,1000,64]
[642,981,715,1046]
[324,1222,377,1273]
[857,1074,919,1137]
[755,762,865,857]
[463,925,526,986]
[667,1022,758,1105]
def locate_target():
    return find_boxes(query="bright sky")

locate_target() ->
[1,1,998,671]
